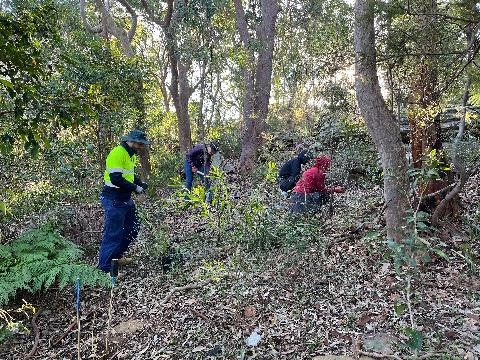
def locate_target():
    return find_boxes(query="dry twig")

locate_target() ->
[358,350,403,360]
[25,309,42,359]
[160,279,213,306]
[51,309,95,347]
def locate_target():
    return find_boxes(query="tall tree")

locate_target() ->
[133,0,220,152]
[79,0,151,178]
[233,0,279,171]
[354,0,412,242]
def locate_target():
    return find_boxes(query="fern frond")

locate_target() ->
[0,225,109,306]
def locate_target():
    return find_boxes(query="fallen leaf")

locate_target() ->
[244,306,256,318]
[357,313,373,327]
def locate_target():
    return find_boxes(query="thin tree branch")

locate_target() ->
[140,0,164,27]
[79,0,103,34]
[160,279,213,306]
[117,0,138,42]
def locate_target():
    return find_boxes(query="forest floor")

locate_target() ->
[1,173,479,360]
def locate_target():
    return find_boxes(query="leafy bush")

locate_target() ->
[0,225,109,306]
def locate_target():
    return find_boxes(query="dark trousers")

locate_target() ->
[279,176,298,192]
[184,160,209,191]
[289,192,329,213]
[98,196,139,272]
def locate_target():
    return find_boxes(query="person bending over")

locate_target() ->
[278,150,311,193]
[290,155,344,213]
[184,142,219,194]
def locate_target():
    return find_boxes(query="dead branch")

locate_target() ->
[422,182,456,200]
[51,309,95,347]
[25,309,42,359]
[160,279,213,305]
[358,350,403,360]
[190,308,209,321]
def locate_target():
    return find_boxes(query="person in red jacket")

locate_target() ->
[290,155,344,213]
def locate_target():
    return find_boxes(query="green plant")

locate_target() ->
[195,260,226,282]
[149,228,170,259]
[0,224,109,306]
[264,161,278,183]
[172,166,232,242]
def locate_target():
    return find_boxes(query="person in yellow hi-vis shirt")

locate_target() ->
[98,130,150,273]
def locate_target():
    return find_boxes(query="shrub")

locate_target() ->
[0,224,109,306]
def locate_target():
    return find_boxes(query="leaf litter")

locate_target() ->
[0,173,479,359]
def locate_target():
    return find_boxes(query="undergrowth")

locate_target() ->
[0,224,109,306]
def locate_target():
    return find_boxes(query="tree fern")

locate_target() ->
[0,225,109,306]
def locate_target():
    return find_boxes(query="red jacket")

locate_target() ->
[292,156,333,194]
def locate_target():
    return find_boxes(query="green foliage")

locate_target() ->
[264,161,278,183]
[171,166,232,243]
[0,225,109,306]
[404,327,424,351]
[149,228,170,259]
[0,1,92,155]
[195,260,226,282]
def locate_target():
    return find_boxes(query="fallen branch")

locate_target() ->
[160,279,213,306]
[51,309,95,347]
[422,183,456,200]
[358,350,403,360]
[25,309,42,359]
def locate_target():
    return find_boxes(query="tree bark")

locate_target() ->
[354,0,412,242]
[406,1,441,169]
[234,0,279,171]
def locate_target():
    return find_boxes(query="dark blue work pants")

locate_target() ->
[98,196,139,272]
[184,160,209,191]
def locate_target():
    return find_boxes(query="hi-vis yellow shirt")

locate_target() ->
[103,145,137,188]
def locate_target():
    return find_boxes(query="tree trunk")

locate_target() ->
[168,53,193,152]
[354,0,412,242]
[234,0,279,171]
[406,0,441,169]
[197,59,207,142]
[163,0,193,153]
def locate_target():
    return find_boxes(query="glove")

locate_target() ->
[135,185,144,194]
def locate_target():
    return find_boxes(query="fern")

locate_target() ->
[0,225,110,306]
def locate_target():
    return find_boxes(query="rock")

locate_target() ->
[245,330,261,347]
[113,319,144,334]
[362,333,397,355]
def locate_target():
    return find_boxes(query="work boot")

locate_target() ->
[117,257,134,266]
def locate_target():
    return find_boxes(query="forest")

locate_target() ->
[0,0,479,359]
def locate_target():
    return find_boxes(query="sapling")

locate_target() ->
[387,149,452,355]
